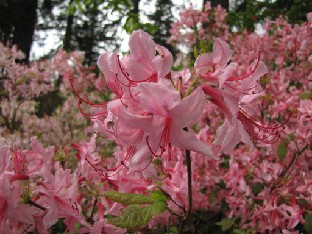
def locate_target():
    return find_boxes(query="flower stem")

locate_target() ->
[186,148,192,218]
[179,127,193,233]
[26,199,46,211]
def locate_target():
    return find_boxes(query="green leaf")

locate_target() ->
[104,191,160,205]
[277,140,288,161]
[304,213,312,234]
[251,182,265,196]
[150,190,167,201]
[194,46,199,59]
[288,133,296,141]
[296,198,308,206]
[108,202,167,230]
[209,189,218,204]
[233,229,245,234]
[168,226,178,234]
[299,91,312,100]
[123,13,139,33]
[199,40,207,52]
[215,218,235,232]
[233,228,255,234]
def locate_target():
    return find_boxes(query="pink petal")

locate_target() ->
[241,61,268,91]
[122,57,154,82]
[213,38,232,67]
[128,30,156,61]
[97,53,123,96]
[170,87,205,127]
[215,120,241,153]
[138,82,180,116]
[171,128,214,158]
[152,45,173,78]
[194,53,214,75]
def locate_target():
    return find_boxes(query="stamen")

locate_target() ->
[84,146,136,178]
[69,78,107,107]
[146,117,172,158]
[78,100,107,119]
[238,109,289,144]
[224,82,264,95]
[227,51,261,82]
[69,78,108,119]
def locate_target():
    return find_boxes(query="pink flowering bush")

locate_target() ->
[0,5,311,234]
[0,43,54,137]
[0,46,107,148]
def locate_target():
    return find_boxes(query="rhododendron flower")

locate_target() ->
[134,81,213,158]
[196,37,286,152]
[97,30,173,99]
[95,80,214,171]
[195,37,233,87]
[123,30,173,81]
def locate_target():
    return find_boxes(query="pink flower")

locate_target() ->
[100,80,215,171]
[195,37,232,88]
[97,30,173,99]
[138,81,211,155]
[197,38,286,152]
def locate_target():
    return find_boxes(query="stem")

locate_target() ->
[185,76,199,97]
[27,199,46,211]
[179,127,193,233]
[87,198,98,224]
[280,144,308,178]
[272,144,309,191]
[186,149,192,218]
[20,224,33,234]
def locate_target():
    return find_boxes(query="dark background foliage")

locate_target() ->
[1,0,311,64]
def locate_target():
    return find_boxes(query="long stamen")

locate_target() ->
[69,78,107,107]
[227,51,261,82]
[225,82,264,95]
[146,117,172,158]
[78,100,107,119]
[70,78,108,120]
[238,109,289,144]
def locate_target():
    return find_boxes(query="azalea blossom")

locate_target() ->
[94,80,214,171]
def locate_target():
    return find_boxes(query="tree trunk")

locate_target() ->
[11,0,38,62]
[131,0,140,14]
[63,0,74,51]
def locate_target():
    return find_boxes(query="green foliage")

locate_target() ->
[299,91,312,100]
[304,212,312,234]
[103,190,164,205]
[103,0,131,13]
[232,228,254,234]
[251,182,265,196]
[259,75,270,89]
[220,156,230,169]
[123,13,158,34]
[35,89,65,118]
[228,0,259,32]
[194,40,213,59]
[146,0,175,54]
[228,0,312,32]
[104,190,167,230]
[260,0,312,25]
[216,218,235,232]
[277,139,288,161]
[108,202,167,230]
[49,219,67,233]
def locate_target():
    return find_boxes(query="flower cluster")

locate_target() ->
[0,46,106,148]
[0,6,311,234]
